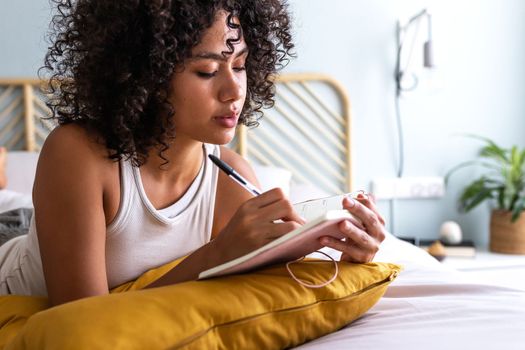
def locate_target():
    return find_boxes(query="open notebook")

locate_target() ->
[198,194,351,279]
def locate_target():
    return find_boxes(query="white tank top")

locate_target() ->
[0,143,219,295]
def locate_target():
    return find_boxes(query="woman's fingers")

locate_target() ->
[245,188,305,225]
[248,188,288,208]
[356,192,385,226]
[321,238,374,263]
[342,197,385,242]
[338,220,378,250]
[320,220,380,263]
[266,220,302,240]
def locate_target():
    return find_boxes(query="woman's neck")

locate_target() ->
[144,140,204,182]
[138,139,205,209]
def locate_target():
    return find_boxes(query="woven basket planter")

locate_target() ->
[490,210,525,255]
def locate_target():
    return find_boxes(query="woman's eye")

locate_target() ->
[196,71,217,78]
[233,66,246,72]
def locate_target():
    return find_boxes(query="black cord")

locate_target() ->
[391,67,420,237]
[389,92,403,235]
[394,30,408,180]
[390,27,412,236]
[394,91,405,179]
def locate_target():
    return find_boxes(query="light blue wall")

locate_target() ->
[284,0,525,247]
[1,0,524,247]
[0,1,50,77]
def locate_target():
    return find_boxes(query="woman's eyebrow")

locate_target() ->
[190,47,249,62]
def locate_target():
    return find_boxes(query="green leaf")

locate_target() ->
[520,149,525,168]
[511,198,525,222]
[458,177,497,212]
[447,135,525,213]
[462,187,495,212]
[511,146,519,165]
[497,187,505,208]
[464,134,507,163]
[509,193,520,212]
[479,143,508,163]
[444,160,501,184]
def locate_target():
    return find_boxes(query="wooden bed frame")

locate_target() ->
[0,78,49,152]
[0,74,352,193]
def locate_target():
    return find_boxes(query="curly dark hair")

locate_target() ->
[41,0,294,166]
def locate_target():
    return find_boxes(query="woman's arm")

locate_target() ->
[211,146,261,239]
[33,125,114,306]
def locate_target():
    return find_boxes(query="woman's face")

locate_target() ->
[168,10,248,146]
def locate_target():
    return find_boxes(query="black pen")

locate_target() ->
[208,154,262,196]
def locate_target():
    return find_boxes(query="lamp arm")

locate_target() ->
[395,8,433,93]
[404,9,429,29]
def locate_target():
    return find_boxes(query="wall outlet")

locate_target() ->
[371,177,445,199]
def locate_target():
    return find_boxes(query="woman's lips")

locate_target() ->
[213,114,238,128]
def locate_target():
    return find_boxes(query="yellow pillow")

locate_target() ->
[4,260,400,350]
[0,296,48,349]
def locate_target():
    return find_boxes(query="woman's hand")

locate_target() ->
[211,188,305,264]
[320,193,386,263]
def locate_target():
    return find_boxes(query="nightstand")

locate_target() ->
[442,251,525,291]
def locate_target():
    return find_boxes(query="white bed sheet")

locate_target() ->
[297,234,525,350]
[5,151,39,196]
[0,151,36,213]
[0,189,32,213]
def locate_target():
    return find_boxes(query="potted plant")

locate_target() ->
[446,135,525,254]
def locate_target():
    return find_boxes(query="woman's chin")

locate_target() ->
[205,131,236,146]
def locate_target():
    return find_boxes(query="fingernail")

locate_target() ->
[346,197,356,207]
[357,193,365,199]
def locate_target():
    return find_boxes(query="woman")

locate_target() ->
[0,0,385,306]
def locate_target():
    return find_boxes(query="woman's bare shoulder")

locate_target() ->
[41,124,108,163]
[219,146,258,183]
[34,124,117,197]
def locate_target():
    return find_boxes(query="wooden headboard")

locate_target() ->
[0,78,55,152]
[0,73,352,193]
[237,73,352,193]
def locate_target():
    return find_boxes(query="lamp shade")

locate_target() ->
[423,40,434,68]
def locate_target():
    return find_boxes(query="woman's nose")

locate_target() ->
[218,72,244,102]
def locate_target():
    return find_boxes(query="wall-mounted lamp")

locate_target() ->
[393,8,435,180]
[390,9,436,235]
[395,9,435,94]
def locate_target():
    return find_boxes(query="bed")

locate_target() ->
[1,76,525,349]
